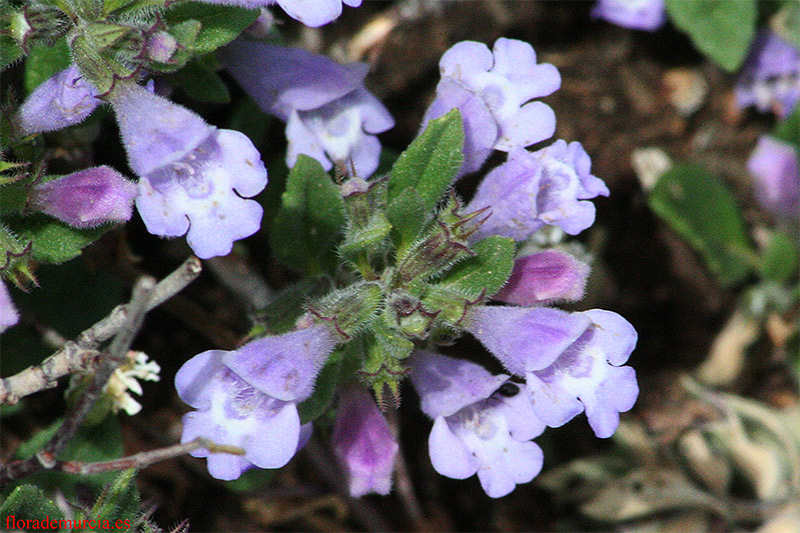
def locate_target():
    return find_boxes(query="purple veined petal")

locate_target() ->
[493,385,546,442]
[422,78,498,176]
[109,82,213,177]
[466,305,592,376]
[332,385,399,497]
[18,64,101,136]
[184,193,263,259]
[181,411,254,481]
[429,416,479,479]
[0,280,20,333]
[582,309,638,366]
[591,0,666,31]
[494,100,556,151]
[475,439,543,498]
[219,40,365,119]
[409,350,509,419]
[222,324,337,402]
[439,41,494,82]
[135,176,191,238]
[175,350,228,410]
[286,110,333,171]
[524,370,584,427]
[216,129,270,197]
[246,401,301,468]
[494,249,590,306]
[31,166,137,229]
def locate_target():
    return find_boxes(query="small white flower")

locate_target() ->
[106,351,161,416]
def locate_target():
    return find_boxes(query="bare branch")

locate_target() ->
[0,257,202,405]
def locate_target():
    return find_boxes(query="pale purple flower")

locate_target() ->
[410,351,546,498]
[747,135,799,230]
[30,166,136,228]
[468,141,609,242]
[176,324,337,480]
[145,31,178,63]
[525,310,638,438]
[197,0,361,27]
[332,385,398,497]
[735,31,800,119]
[219,40,393,177]
[0,280,19,334]
[591,0,666,31]
[421,38,561,175]
[18,64,100,136]
[109,82,267,259]
[494,249,590,306]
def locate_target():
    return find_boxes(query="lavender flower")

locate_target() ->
[17,64,100,136]
[219,40,393,177]
[410,351,546,498]
[747,135,800,231]
[421,38,561,175]
[467,306,638,437]
[109,82,267,259]
[468,141,609,242]
[30,166,137,228]
[176,324,337,480]
[0,280,19,334]
[591,0,666,31]
[332,385,398,497]
[735,31,800,119]
[198,0,361,27]
[494,249,590,306]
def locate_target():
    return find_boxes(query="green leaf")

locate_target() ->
[297,348,342,423]
[387,109,464,214]
[387,187,426,253]
[253,276,332,335]
[7,214,114,264]
[270,155,345,274]
[90,469,140,527]
[774,0,800,48]
[0,34,23,72]
[773,107,799,149]
[165,2,259,55]
[665,0,757,72]
[0,485,64,524]
[437,235,516,297]
[648,163,756,286]
[224,468,275,492]
[167,57,230,103]
[24,38,70,94]
[760,230,799,284]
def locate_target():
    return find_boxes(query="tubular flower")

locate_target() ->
[176,323,337,480]
[468,141,608,242]
[197,0,361,27]
[591,0,666,31]
[109,82,268,259]
[494,249,590,306]
[421,38,561,175]
[747,135,800,231]
[332,384,399,497]
[17,64,100,136]
[735,30,800,119]
[410,351,546,498]
[30,166,137,229]
[219,40,393,177]
[0,280,19,334]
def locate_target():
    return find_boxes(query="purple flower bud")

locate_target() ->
[332,385,399,497]
[468,142,608,242]
[525,310,638,438]
[18,64,100,136]
[109,82,268,259]
[465,305,593,376]
[410,351,545,498]
[494,249,590,306]
[421,38,561,175]
[30,166,136,228]
[219,40,393,177]
[735,31,800,119]
[748,135,800,230]
[591,0,666,31]
[197,0,361,27]
[0,280,19,333]
[175,349,302,480]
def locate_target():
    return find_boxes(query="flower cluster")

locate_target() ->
[174,37,638,499]
[735,30,800,119]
